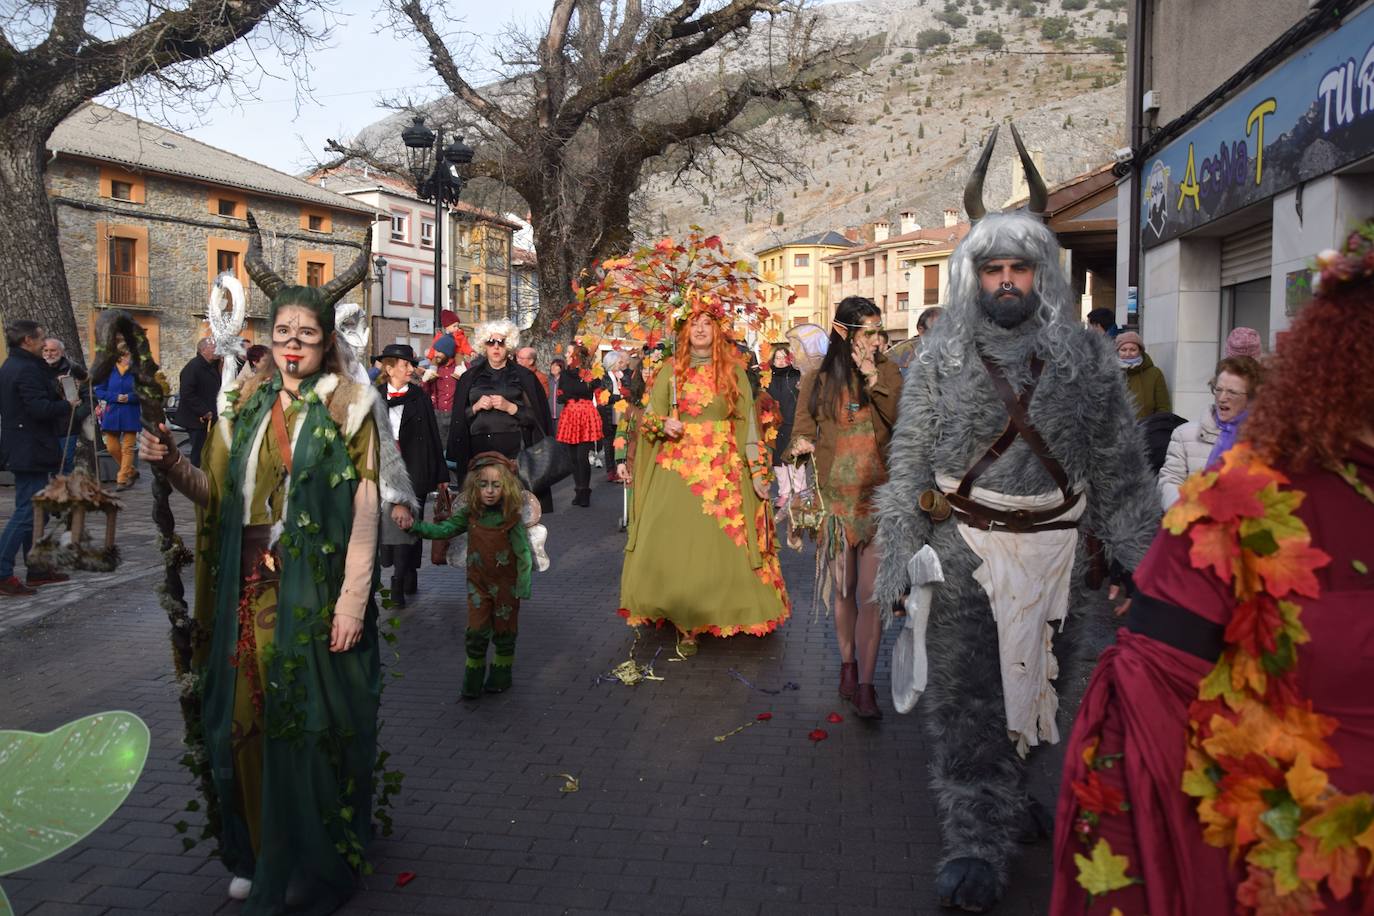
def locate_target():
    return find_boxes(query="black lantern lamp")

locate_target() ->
[399,115,472,330]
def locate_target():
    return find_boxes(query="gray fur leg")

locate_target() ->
[922,528,1026,904]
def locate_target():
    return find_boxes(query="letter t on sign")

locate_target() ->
[1247,98,1277,186]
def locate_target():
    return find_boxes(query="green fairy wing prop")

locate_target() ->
[0,711,150,914]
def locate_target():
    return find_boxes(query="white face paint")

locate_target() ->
[271,306,326,378]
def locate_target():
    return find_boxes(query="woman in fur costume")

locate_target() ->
[789,296,901,719]
[1051,224,1374,916]
[139,221,400,915]
[618,299,790,653]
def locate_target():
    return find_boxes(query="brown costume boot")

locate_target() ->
[854,683,883,720]
[838,662,858,701]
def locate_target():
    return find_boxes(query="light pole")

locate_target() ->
[371,255,387,350]
[401,115,474,333]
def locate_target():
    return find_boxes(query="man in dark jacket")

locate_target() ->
[42,336,88,474]
[0,320,74,596]
[174,338,221,466]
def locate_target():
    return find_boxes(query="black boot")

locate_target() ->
[575,488,591,507]
[390,575,407,608]
[405,566,418,595]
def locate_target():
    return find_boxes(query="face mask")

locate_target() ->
[1119,355,1143,368]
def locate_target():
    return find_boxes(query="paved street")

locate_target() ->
[0,473,1056,915]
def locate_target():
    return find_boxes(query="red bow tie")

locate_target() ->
[388,391,407,401]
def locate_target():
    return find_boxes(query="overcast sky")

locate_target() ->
[173,0,554,174]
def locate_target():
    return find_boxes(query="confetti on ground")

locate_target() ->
[809,729,829,743]
[555,773,580,793]
[827,712,844,723]
[756,712,773,721]
[594,634,664,685]
[395,872,416,888]
[728,668,801,695]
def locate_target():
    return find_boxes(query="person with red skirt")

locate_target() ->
[557,343,603,507]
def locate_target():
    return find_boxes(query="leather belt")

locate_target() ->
[945,490,1081,533]
[919,350,1081,534]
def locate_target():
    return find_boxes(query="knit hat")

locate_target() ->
[1115,330,1143,352]
[1225,326,1262,359]
[432,333,457,359]
[440,309,459,329]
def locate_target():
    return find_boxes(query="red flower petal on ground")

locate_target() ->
[615,608,630,619]
[809,729,828,742]
[395,871,416,887]
[827,712,844,723]
[756,712,773,721]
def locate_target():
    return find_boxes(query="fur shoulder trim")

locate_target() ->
[320,374,376,438]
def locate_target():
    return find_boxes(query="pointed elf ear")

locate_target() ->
[831,321,849,340]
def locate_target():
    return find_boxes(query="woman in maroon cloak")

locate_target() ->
[1051,225,1374,915]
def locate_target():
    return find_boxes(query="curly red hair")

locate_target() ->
[674,313,742,418]
[1245,282,1374,471]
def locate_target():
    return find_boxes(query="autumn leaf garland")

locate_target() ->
[1167,445,1374,911]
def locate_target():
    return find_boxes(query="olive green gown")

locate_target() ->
[619,360,790,637]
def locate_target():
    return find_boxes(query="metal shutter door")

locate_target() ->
[1220,222,1272,286]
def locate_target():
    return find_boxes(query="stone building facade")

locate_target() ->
[822,212,970,343]
[47,104,372,379]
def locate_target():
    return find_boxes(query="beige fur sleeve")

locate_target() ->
[335,419,380,621]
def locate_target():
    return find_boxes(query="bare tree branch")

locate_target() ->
[394,0,522,141]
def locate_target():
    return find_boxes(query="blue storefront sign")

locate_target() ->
[1140,3,1374,247]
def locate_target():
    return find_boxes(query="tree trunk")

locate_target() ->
[525,213,581,366]
[0,117,84,364]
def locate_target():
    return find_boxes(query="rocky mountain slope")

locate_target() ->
[350,0,1130,257]
[640,0,1131,254]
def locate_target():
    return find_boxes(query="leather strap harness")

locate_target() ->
[938,352,1081,533]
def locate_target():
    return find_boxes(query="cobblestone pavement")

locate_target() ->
[0,473,1056,915]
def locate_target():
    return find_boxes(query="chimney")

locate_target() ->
[943,207,959,228]
[873,220,891,242]
[899,210,920,234]
[841,226,863,242]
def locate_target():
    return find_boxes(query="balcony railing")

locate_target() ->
[95,272,159,309]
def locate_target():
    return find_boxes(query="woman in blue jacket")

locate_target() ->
[93,349,141,489]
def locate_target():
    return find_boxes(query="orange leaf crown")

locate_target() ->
[564,229,771,353]
[1167,446,1372,910]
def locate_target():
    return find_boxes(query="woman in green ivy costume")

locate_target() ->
[141,220,400,915]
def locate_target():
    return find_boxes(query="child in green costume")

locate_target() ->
[408,452,533,698]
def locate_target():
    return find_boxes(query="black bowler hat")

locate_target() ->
[379,343,418,365]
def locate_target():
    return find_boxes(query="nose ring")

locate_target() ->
[1001,282,1015,291]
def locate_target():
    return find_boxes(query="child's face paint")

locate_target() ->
[476,466,504,507]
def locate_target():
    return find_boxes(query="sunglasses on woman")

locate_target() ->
[485,338,507,347]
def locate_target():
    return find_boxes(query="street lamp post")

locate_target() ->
[401,115,474,334]
[372,255,387,350]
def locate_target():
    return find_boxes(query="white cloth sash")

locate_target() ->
[934,474,1085,757]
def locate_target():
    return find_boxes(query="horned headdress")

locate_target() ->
[963,123,1049,223]
[243,211,372,337]
[930,122,1079,372]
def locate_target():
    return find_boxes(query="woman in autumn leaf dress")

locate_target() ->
[618,301,790,653]
[1051,224,1374,916]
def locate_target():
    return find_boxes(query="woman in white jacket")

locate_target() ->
[1157,355,1264,509]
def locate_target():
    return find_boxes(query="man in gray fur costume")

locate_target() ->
[872,125,1159,912]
